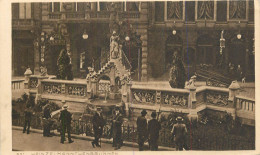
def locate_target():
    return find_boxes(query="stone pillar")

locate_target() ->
[24,68,32,89]
[91,79,98,98]
[35,76,48,103]
[33,37,40,75]
[139,2,149,82]
[186,84,197,109]
[228,80,240,103]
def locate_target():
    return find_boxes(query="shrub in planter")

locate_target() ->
[57,49,73,80]
[169,51,186,88]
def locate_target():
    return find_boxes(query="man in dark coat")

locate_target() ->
[112,106,123,150]
[171,116,187,151]
[23,104,33,134]
[91,107,105,148]
[148,111,161,151]
[137,109,148,151]
[59,105,74,144]
[43,106,52,137]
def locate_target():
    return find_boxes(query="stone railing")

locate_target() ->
[131,85,190,108]
[12,19,38,28]
[235,96,255,112]
[40,79,87,97]
[196,86,230,107]
[12,79,24,90]
[49,12,62,19]
[118,11,140,19]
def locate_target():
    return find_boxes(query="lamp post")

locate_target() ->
[220,30,225,55]
[172,21,176,35]
[237,21,242,40]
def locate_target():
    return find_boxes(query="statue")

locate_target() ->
[40,66,48,76]
[110,31,120,59]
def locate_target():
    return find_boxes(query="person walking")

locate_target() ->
[112,106,123,150]
[59,105,74,144]
[148,111,161,151]
[137,109,148,151]
[23,104,33,134]
[171,116,187,151]
[91,107,105,148]
[43,106,52,137]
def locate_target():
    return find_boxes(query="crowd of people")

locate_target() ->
[23,104,188,151]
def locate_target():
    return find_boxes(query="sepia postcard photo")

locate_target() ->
[1,0,259,154]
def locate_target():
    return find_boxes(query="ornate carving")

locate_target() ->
[29,78,38,88]
[68,85,86,96]
[167,1,183,19]
[206,92,228,106]
[162,93,187,106]
[132,90,155,103]
[43,83,62,94]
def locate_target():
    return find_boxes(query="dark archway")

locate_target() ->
[165,34,183,71]
[229,36,246,72]
[197,34,214,65]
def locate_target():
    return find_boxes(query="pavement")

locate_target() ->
[12,126,175,151]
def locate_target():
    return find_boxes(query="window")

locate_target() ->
[155,2,164,22]
[12,3,19,19]
[19,3,31,19]
[54,2,60,12]
[185,1,195,22]
[217,1,227,22]
[249,0,254,22]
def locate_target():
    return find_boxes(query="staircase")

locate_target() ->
[196,68,233,87]
[95,50,131,79]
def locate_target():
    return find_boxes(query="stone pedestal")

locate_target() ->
[228,81,240,102]
[185,83,197,109]
[24,68,33,89]
[188,110,198,121]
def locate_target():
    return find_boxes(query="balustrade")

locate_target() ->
[12,80,24,90]
[29,77,38,89]
[131,86,189,107]
[206,90,229,106]
[235,96,255,112]
[41,80,87,97]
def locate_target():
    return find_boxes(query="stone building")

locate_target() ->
[12,1,255,81]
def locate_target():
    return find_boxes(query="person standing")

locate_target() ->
[91,107,105,148]
[23,104,33,134]
[137,110,148,151]
[112,106,123,150]
[148,112,161,151]
[171,116,187,151]
[43,106,52,137]
[59,105,74,144]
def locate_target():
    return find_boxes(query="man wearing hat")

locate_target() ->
[148,111,161,151]
[91,107,105,148]
[59,105,74,144]
[137,109,148,151]
[112,106,123,150]
[171,116,187,151]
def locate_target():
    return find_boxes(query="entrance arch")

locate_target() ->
[165,34,183,71]
[197,34,214,65]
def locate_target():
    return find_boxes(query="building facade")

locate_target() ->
[12,1,255,81]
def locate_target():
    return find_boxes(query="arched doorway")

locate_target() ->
[229,37,246,72]
[197,34,214,65]
[165,34,183,71]
[46,45,65,75]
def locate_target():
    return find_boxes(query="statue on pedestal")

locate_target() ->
[110,31,120,59]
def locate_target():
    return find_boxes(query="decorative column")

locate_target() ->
[24,68,32,90]
[186,81,198,121]
[139,2,149,81]
[33,36,40,75]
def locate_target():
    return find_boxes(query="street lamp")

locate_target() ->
[220,30,225,55]
[50,36,54,41]
[237,21,242,40]
[125,36,130,41]
[172,21,176,35]
[82,30,88,40]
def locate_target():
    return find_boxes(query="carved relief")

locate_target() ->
[206,92,228,106]
[68,85,86,96]
[133,90,155,103]
[162,93,187,107]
